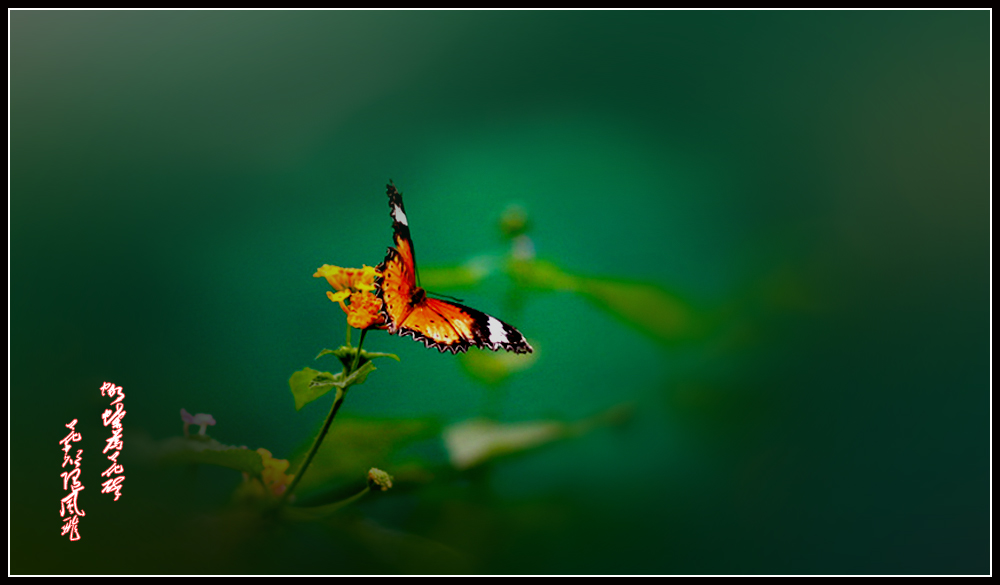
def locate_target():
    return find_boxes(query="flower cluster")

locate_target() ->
[238,448,296,501]
[257,448,295,498]
[314,264,385,330]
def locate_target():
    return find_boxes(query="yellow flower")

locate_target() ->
[345,290,385,330]
[314,264,378,302]
[256,448,295,498]
[315,264,385,330]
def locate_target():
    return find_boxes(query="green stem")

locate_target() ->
[281,486,371,522]
[351,328,368,373]
[328,485,370,512]
[282,327,368,505]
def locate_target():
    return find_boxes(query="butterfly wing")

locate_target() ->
[375,183,418,334]
[374,182,533,354]
[407,297,533,354]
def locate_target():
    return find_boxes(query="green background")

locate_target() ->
[10,10,989,575]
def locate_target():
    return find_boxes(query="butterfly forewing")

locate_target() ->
[377,246,415,335]
[386,183,417,279]
[374,182,533,354]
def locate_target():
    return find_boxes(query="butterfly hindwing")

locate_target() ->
[374,182,533,354]
[422,298,532,354]
[395,300,469,353]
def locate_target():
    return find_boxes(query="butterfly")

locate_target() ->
[373,182,534,354]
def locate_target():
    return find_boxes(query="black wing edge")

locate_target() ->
[373,246,400,334]
[377,181,533,355]
[416,301,534,355]
[386,181,412,244]
[374,181,411,334]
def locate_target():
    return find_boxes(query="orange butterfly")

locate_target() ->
[374,183,533,354]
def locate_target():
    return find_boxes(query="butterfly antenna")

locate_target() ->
[427,291,465,303]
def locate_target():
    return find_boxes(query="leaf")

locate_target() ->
[289,367,342,411]
[443,418,568,470]
[443,405,634,470]
[358,351,401,362]
[505,257,707,345]
[458,345,538,385]
[341,360,376,388]
[505,258,582,292]
[155,436,264,475]
[289,361,378,411]
[578,276,705,345]
[316,347,401,370]
[418,257,496,290]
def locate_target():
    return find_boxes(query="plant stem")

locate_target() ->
[282,328,368,505]
[281,392,345,505]
[280,486,371,522]
[351,328,368,373]
[329,485,370,512]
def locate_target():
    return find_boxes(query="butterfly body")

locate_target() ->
[374,183,533,355]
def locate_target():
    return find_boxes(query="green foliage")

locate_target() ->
[443,418,568,470]
[442,405,634,470]
[155,436,265,476]
[282,488,370,522]
[505,257,582,292]
[290,347,399,410]
[417,261,492,289]
[288,361,377,411]
[316,346,400,370]
[577,276,705,345]
[458,345,537,385]
[288,416,440,498]
[505,256,707,345]
[289,367,341,411]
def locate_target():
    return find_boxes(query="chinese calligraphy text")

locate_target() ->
[59,419,85,541]
[100,381,125,500]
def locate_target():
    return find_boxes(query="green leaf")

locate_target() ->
[155,436,264,475]
[316,347,400,370]
[505,258,582,292]
[289,367,342,411]
[359,351,401,362]
[341,360,376,389]
[578,276,705,345]
[504,257,707,345]
[418,258,495,289]
[442,405,634,470]
[289,361,379,411]
[458,346,538,385]
[443,418,568,470]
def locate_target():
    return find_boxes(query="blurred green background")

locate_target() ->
[10,10,989,575]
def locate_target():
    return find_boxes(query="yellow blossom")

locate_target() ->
[345,291,385,330]
[256,448,295,498]
[315,264,385,330]
[314,264,378,302]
